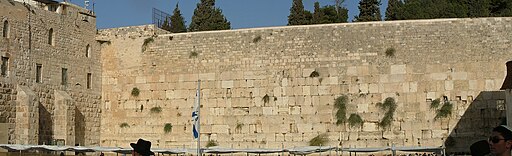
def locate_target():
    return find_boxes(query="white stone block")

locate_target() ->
[222,80,234,88]
[135,76,146,84]
[347,66,358,76]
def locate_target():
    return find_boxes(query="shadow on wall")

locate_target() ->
[444,91,506,154]
[38,103,53,145]
[75,107,85,146]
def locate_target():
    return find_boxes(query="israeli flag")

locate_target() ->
[192,88,200,139]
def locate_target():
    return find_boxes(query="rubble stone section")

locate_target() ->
[0,0,101,146]
[100,18,512,152]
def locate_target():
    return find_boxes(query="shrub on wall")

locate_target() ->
[334,95,348,125]
[435,101,453,119]
[348,113,364,128]
[164,123,173,133]
[377,97,397,129]
[206,140,218,147]
[385,47,395,57]
[150,106,162,113]
[120,123,130,128]
[131,87,140,97]
[189,51,198,58]
[310,70,320,77]
[142,37,154,52]
[253,35,262,43]
[309,133,328,146]
[430,98,441,109]
[262,94,270,104]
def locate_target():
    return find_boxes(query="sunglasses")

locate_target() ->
[489,136,507,143]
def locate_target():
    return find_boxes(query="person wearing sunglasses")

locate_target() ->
[489,125,512,156]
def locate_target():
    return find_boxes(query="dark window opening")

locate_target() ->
[48,28,54,45]
[61,68,67,85]
[86,44,91,57]
[87,73,92,89]
[36,64,42,83]
[1,57,8,77]
[2,20,8,38]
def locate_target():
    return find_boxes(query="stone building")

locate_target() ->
[0,0,101,146]
[2,0,512,154]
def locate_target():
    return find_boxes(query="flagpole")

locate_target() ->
[197,80,201,156]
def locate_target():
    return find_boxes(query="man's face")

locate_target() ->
[489,131,512,155]
[132,150,141,156]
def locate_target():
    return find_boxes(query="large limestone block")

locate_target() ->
[391,65,406,74]
[212,125,230,134]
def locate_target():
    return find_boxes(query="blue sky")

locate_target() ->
[68,0,389,29]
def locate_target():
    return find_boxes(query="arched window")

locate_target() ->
[86,44,91,57]
[2,20,8,38]
[48,28,54,45]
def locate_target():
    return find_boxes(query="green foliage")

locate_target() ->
[206,140,218,147]
[334,95,348,125]
[189,0,230,32]
[377,97,397,129]
[348,113,364,128]
[142,37,154,52]
[236,122,243,130]
[354,0,382,22]
[164,123,173,133]
[253,35,262,43]
[161,17,171,31]
[435,101,453,119]
[385,47,395,57]
[312,2,349,24]
[170,3,187,33]
[309,133,329,146]
[310,70,320,77]
[120,123,130,128]
[189,51,198,58]
[385,0,403,20]
[150,106,162,113]
[288,0,310,25]
[131,87,140,97]
[430,98,441,109]
[262,94,270,104]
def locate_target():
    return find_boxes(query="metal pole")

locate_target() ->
[197,80,201,156]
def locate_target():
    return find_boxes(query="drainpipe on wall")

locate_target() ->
[500,61,512,127]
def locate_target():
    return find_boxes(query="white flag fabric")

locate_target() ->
[192,88,200,139]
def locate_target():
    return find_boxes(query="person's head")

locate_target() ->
[489,125,512,156]
[130,139,155,156]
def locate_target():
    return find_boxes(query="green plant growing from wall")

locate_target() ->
[377,97,397,129]
[430,98,441,110]
[334,95,348,125]
[131,87,140,97]
[262,94,270,104]
[164,123,173,133]
[309,133,328,146]
[120,122,130,128]
[189,51,198,58]
[435,101,453,119]
[310,70,320,77]
[348,113,364,128]
[206,140,218,147]
[150,106,162,113]
[236,122,243,130]
[385,47,395,57]
[142,37,154,52]
[253,35,262,43]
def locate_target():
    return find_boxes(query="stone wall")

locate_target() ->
[0,0,101,146]
[99,17,512,153]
